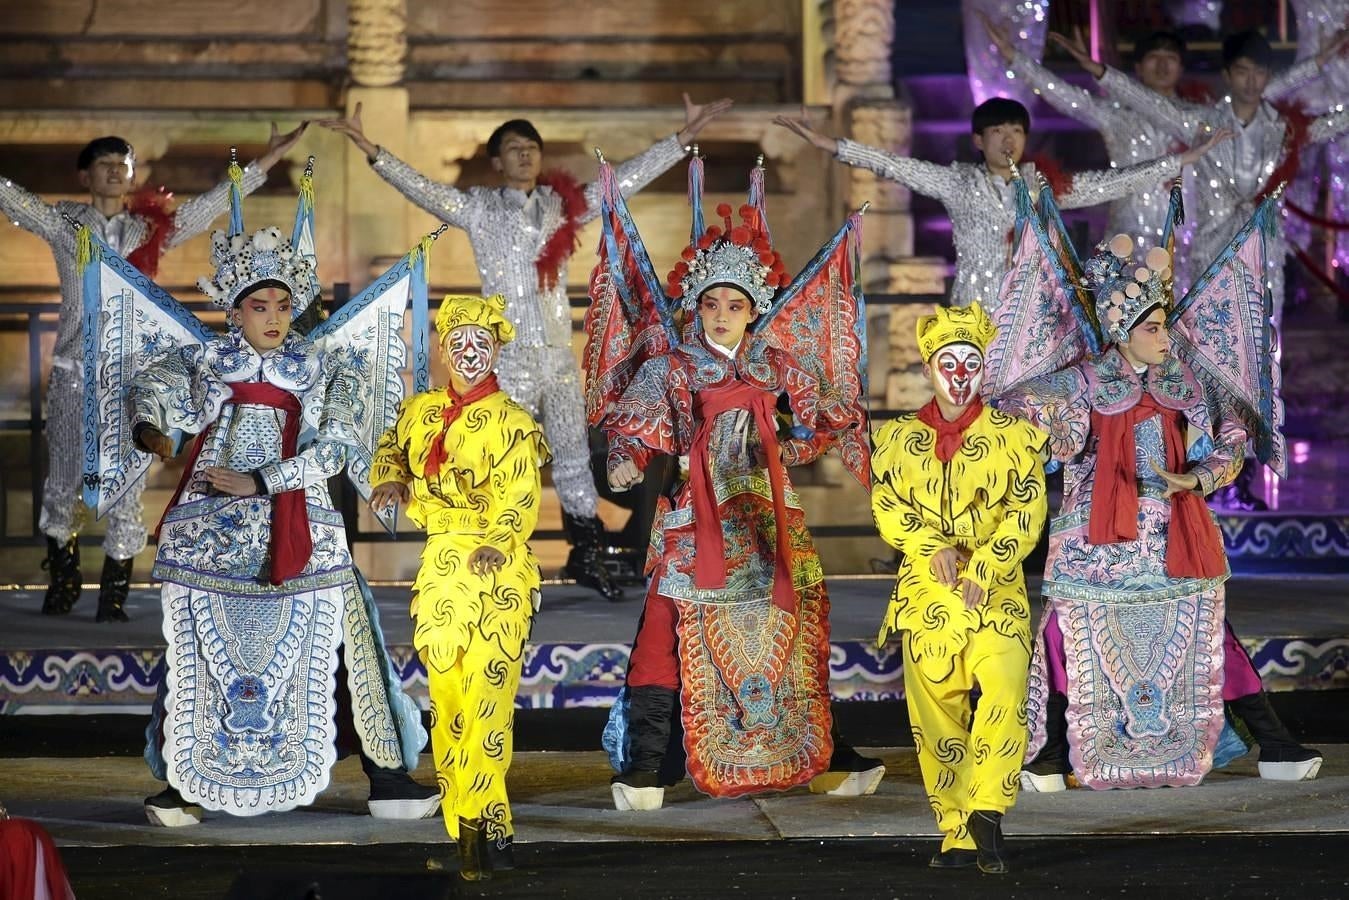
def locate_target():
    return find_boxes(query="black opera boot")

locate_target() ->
[967,810,1009,875]
[809,730,887,796]
[95,555,133,623]
[41,536,82,616]
[361,754,441,819]
[457,817,490,882]
[562,512,625,602]
[928,848,978,869]
[1227,692,1323,781]
[481,828,515,872]
[1020,692,1071,792]
[610,685,678,810]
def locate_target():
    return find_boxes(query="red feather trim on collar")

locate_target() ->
[534,169,589,290]
[1258,102,1313,204]
[125,185,176,278]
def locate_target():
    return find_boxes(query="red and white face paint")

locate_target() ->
[930,342,984,408]
[445,324,497,387]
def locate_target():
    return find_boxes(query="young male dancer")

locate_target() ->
[775,99,1227,313]
[0,124,306,620]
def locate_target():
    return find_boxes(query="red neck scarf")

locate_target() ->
[690,380,796,615]
[423,376,501,480]
[157,382,311,586]
[1087,392,1226,578]
[915,397,984,463]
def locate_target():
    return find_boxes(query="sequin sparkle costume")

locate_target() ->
[0,163,264,562]
[1097,66,1349,323]
[368,137,685,522]
[832,139,1181,312]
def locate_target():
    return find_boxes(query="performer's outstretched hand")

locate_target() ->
[203,466,259,497]
[316,102,380,160]
[977,11,1017,63]
[370,480,410,513]
[677,94,735,145]
[1180,127,1234,168]
[608,458,643,492]
[469,545,506,577]
[255,122,310,173]
[1149,459,1200,498]
[959,577,986,610]
[772,107,839,154]
[1049,27,1106,79]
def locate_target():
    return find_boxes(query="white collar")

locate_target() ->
[707,338,741,360]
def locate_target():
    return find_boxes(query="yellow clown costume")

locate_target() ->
[870,303,1047,861]
[370,294,550,860]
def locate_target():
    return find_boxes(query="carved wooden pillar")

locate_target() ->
[345,0,410,278]
[831,0,943,413]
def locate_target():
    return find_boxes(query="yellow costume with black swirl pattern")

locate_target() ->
[371,386,550,844]
[871,405,1047,853]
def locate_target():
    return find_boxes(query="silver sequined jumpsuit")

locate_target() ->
[0,165,266,559]
[369,137,686,518]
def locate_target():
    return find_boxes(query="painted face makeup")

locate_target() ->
[232,285,292,352]
[445,324,497,386]
[931,342,984,407]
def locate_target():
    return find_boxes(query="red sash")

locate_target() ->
[1087,393,1225,578]
[158,382,311,586]
[690,380,796,615]
[423,376,501,480]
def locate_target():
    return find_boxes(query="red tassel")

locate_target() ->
[1257,103,1313,204]
[534,169,589,290]
[125,184,176,278]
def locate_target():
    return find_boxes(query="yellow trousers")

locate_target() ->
[903,626,1029,852]
[424,632,524,843]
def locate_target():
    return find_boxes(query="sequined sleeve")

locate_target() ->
[165,162,266,249]
[1267,56,1322,100]
[579,134,686,225]
[0,174,62,243]
[1010,51,1115,132]
[834,138,962,202]
[369,147,478,230]
[1098,67,1202,142]
[1310,104,1349,144]
[1057,153,1180,211]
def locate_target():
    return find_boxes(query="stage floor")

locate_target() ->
[1,745,1346,899]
